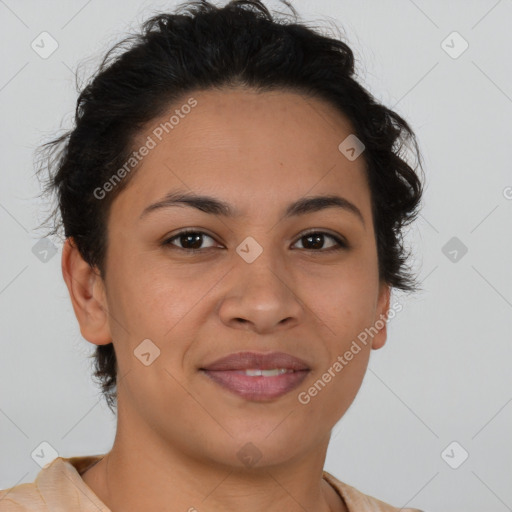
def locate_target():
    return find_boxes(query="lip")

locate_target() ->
[200,351,311,371]
[199,351,311,402]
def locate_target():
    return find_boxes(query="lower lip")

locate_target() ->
[200,369,310,401]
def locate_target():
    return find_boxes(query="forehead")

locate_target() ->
[111,88,370,222]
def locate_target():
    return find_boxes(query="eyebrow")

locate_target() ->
[139,190,365,227]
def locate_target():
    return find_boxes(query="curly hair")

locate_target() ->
[35,0,425,413]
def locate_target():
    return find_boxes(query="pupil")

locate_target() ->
[183,233,202,249]
[306,234,323,249]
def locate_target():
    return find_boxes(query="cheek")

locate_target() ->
[299,273,375,415]
[105,258,225,374]
[306,271,378,336]
[297,344,371,432]
[108,254,206,331]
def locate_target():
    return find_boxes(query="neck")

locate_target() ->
[81,422,346,512]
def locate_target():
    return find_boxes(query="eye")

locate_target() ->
[162,229,348,252]
[292,230,348,252]
[163,230,218,251]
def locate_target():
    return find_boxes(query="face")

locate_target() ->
[90,88,390,468]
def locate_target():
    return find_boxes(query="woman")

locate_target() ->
[0,1,426,510]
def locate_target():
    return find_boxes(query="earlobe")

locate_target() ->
[61,237,112,346]
[371,282,391,350]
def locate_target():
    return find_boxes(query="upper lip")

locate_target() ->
[200,351,310,371]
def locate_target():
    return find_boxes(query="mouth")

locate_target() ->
[199,351,311,402]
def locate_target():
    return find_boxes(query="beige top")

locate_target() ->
[0,455,424,511]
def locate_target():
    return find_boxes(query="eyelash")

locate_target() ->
[162,229,348,253]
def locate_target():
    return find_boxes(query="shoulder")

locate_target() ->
[323,470,425,512]
[0,482,45,511]
[0,455,107,512]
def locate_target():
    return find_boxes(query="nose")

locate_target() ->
[218,259,303,335]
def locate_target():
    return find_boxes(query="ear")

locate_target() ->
[371,281,391,350]
[61,237,111,345]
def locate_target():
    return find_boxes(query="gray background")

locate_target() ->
[1,1,511,511]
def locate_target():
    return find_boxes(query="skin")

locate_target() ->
[62,88,391,512]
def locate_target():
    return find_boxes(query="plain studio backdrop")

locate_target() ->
[0,1,511,511]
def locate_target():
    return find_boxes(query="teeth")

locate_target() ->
[244,368,293,377]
